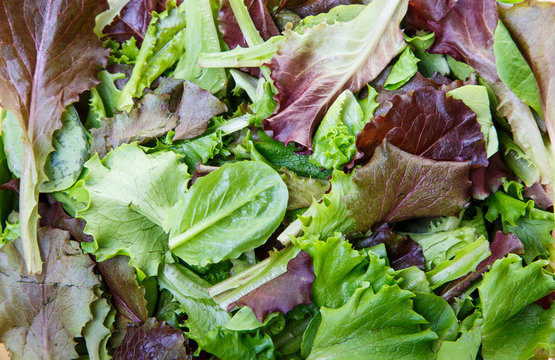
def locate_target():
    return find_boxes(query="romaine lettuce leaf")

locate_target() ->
[173,0,227,94]
[74,143,190,277]
[263,0,408,149]
[166,161,288,267]
[384,46,420,90]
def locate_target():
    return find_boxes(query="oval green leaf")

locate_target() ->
[166,161,288,267]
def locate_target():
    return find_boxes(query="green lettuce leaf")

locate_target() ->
[82,287,115,360]
[447,85,498,158]
[280,169,329,211]
[158,263,231,342]
[493,20,543,118]
[426,236,490,290]
[479,255,555,359]
[412,292,458,350]
[299,170,354,239]
[405,32,450,77]
[384,46,420,90]
[498,130,541,186]
[307,283,437,360]
[74,143,190,277]
[173,0,227,94]
[166,161,288,267]
[117,1,187,111]
[201,328,274,360]
[0,228,101,359]
[436,314,482,360]
[309,90,366,169]
[296,235,397,308]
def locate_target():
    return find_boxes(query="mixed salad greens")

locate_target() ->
[0,0,554,359]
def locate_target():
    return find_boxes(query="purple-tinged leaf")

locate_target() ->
[344,142,471,233]
[90,79,226,157]
[499,1,555,166]
[356,223,425,270]
[470,153,511,200]
[282,0,363,18]
[102,0,157,44]
[263,0,408,150]
[441,231,524,302]
[523,183,553,211]
[356,87,487,167]
[231,250,315,322]
[0,0,109,273]
[38,197,92,243]
[0,228,101,360]
[218,0,279,50]
[113,318,191,360]
[406,0,550,183]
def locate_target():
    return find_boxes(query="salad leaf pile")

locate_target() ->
[0,0,554,359]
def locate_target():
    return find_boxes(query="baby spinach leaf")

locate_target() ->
[166,161,288,267]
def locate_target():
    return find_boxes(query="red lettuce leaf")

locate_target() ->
[263,0,408,150]
[231,250,315,322]
[113,318,191,360]
[406,0,550,183]
[356,223,425,270]
[218,0,279,50]
[470,153,511,200]
[0,0,109,273]
[523,183,553,211]
[356,87,487,167]
[103,0,158,43]
[441,231,524,302]
[345,142,471,232]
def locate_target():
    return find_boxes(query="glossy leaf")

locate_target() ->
[384,46,420,90]
[0,0,109,273]
[263,0,408,149]
[167,161,288,267]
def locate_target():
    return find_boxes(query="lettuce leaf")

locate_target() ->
[166,161,288,267]
[0,0,109,273]
[309,90,366,169]
[479,255,555,359]
[173,0,227,94]
[74,143,190,277]
[230,250,315,322]
[263,0,408,149]
[0,228,101,359]
[408,0,551,183]
[344,142,471,233]
[384,46,420,90]
[356,87,487,167]
[307,283,437,360]
[117,1,187,111]
[101,0,161,44]
[113,318,191,360]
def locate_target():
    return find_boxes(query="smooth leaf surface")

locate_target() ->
[167,161,288,267]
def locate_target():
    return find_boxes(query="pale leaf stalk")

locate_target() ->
[19,139,43,273]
